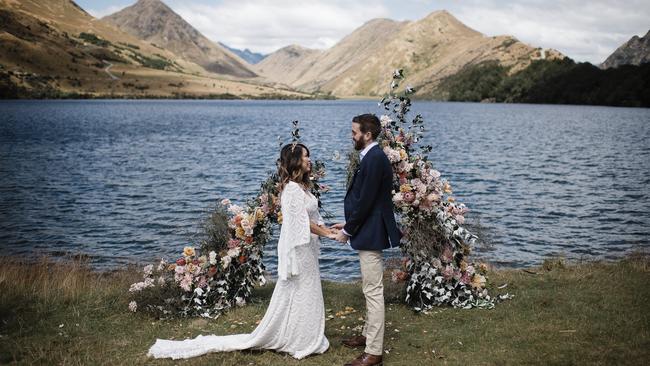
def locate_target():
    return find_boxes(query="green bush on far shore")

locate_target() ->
[435,59,650,107]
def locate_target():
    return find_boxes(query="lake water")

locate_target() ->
[1,100,648,281]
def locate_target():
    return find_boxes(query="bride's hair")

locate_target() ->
[278,143,311,192]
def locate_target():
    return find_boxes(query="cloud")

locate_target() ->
[170,0,390,54]
[451,0,650,64]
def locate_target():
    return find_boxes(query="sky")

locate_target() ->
[77,0,650,64]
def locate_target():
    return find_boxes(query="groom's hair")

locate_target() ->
[352,114,381,140]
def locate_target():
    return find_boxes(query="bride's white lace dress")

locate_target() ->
[147,181,330,360]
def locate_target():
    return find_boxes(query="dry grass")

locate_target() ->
[0,254,648,365]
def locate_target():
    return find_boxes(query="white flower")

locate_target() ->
[157,259,166,272]
[209,251,217,265]
[128,301,137,312]
[383,147,401,163]
[157,276,165,286]
[194,287,204,296]
[143,264,153,277]
[221,256,232,269]
[228,205,244,215]
[259,275,266,286]
[227,247,240,258]
[220,198,231,206]
[380,115,392,127]
[235,297,246,307]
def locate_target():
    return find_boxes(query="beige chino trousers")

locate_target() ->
[358,250,384,356]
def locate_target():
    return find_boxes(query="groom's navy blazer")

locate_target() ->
[344,144,401,251]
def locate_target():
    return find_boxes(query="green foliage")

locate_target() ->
[118,42,140,50]
[130,51,173,70]
[197,203,231,254]
[443,61,509,102]
[78,32,111,47]
[438,58,650,107]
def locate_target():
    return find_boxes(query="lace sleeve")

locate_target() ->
[277,181,311,280]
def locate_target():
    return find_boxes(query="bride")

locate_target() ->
[148,142,335,360]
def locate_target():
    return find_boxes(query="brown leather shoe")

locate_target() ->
[344,352,383,366]
[341,335,366,348]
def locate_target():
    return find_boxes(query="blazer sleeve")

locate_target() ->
[343,154,384,236]
[277,182,311,280]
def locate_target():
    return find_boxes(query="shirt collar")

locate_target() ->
[360,141,378,161]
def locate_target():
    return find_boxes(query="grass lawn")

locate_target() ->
[0,254,648,365]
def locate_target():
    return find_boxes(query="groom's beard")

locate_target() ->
[353,138,366,151]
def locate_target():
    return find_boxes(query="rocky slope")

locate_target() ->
[102,0,256,78]
[601,30,650,69]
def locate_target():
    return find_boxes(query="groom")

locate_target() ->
[333,113,401,366]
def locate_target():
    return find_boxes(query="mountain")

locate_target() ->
[256,10,564,97]
[601,30,650,69]
[255,18,405,92]
[219,42,266,64]
[0,0,307,98]
[102,0,256,78]
[254,44,323,88]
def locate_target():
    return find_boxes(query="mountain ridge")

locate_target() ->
[601,30,650,69]
[256,10,564,97]
[102,0,256,78]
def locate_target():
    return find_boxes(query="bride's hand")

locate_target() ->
[325,227,339,240]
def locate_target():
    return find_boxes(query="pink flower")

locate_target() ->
[442,265,454,279]
[228,239,240,249]
[403,192,415,203]
[460,271,471,285]
[441,246,453,263]
[180,274,193,292]
[427,193,440,203]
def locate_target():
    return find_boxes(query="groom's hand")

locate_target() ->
[335,230,348,244]
[330,222,345,230]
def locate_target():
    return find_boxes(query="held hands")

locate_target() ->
[329,223,349,244]
[325,227,339,241]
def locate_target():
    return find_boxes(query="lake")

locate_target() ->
[0,100,648,281]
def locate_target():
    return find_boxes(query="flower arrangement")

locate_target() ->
[128,122,329,317]
[358,69,505,310]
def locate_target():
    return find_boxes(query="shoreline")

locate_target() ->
[7,249,647,283]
